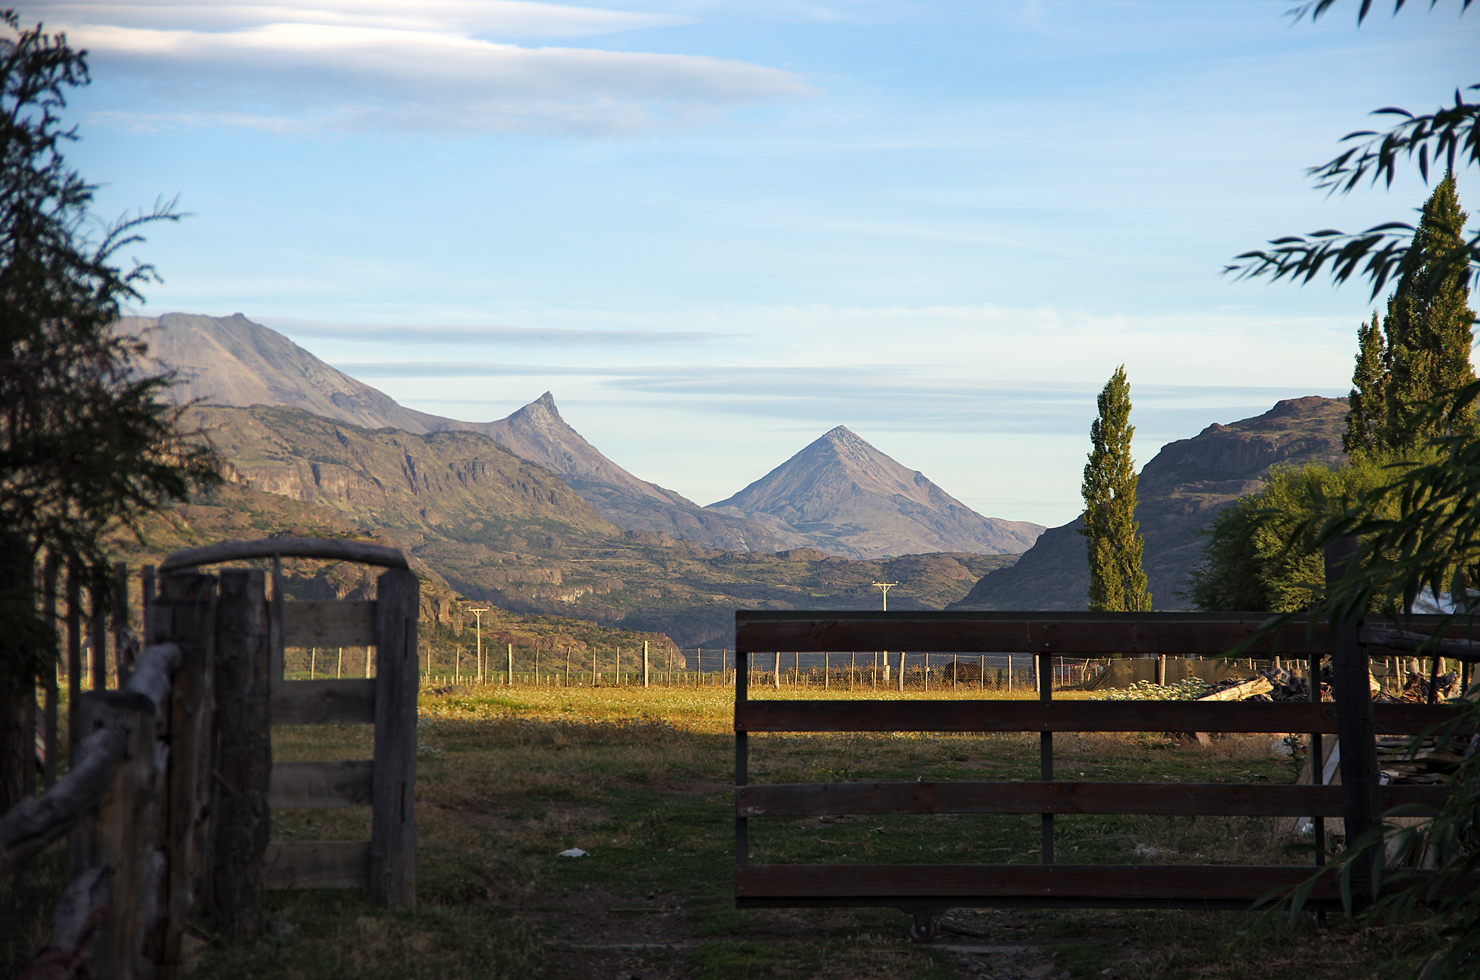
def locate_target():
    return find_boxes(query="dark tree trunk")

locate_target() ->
[0,533,37,813]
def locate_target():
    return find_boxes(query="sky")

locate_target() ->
[28,0,1480,529]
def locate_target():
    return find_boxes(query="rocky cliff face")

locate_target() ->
[710,425,1044,560]
[189,404,618,543]
[129,312,793,552]
[950,396,1349,611]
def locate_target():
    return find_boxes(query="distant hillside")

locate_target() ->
[950,395,1349,611]
[122,312,791,552]
[710,425,1044,560]
[173,404,1017,645]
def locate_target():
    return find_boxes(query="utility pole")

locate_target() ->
[872,582,900,689]
[469,607,489,684]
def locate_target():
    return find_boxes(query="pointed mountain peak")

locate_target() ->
[508,391,563,425]
[709,426,1044,559]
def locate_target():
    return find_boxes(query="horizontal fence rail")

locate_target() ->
[734,864,1465,911]
[734,699,1459,735]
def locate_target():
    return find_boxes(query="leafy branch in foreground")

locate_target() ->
[1225,208,1478,300]
[1307,86,1479,195]
[1229,6,1478,298]
[1288,1,1474,27]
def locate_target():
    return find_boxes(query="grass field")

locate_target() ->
[3,685,1420,980]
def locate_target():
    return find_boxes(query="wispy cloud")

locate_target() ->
[38,1,815,134]
[259,316,732,346]
[44,1,687,37]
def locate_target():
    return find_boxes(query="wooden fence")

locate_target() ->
[732,608,1475,936]
[0,537,419,978]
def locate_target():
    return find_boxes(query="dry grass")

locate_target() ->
[169,685,1413,979]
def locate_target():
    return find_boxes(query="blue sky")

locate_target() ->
[32,0,1480,529]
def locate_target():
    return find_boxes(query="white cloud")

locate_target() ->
[33,1,814,134]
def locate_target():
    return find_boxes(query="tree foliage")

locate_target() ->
[1344,311,1389,459]
[1228,4,1480,976]
[1381,172,1479,452]
[0,13,219,702]
[1079,365,1150,612]
[1185,463,1392,613]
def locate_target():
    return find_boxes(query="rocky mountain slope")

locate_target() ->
[710,426,1044,560]
[949,396,1349,611]
[167,404,1016,646]
[122,312,791,552]
[475,392,795,552]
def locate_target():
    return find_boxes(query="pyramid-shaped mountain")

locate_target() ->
[121,312,790,552]
[708,426,1044,560]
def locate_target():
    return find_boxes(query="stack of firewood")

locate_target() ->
[1376,734,1469,784]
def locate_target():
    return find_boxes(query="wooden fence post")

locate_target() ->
[72,689,163,980]
[42,553,59,790]
[1324,535,1381,906]
[66,561,82,763]
[112,563,132,686]
[371,568,418,908]
[206,569,270,939]
[147,572,216,980]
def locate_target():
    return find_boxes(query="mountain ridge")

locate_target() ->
[121,312,794,552]
[128,312,1034,559]
[949,395,1349,611]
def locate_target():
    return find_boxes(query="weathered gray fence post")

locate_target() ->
[370,568,418,907]
[70,688,162,980]
[206,569,270,938]
[146,572,216,980]
[1324,534,1380,906]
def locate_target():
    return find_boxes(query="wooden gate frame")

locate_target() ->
[156,537,420,912]
[733,610,1470,918]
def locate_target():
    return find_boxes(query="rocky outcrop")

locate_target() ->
[951,396,1349,611]
[709,425,1044,560]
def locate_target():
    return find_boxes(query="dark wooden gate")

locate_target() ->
[733,610,1468,919]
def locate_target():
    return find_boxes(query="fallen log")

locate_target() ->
[1197,677,1273,702]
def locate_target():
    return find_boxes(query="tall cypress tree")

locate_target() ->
[1343,310,1389,460]
[1381,171,1478,454]
[1080,365,1151,611]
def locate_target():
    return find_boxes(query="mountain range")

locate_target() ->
[122,311,1353,626]
[121,312,1038,559]
[120,402,1016,646]
[949,395,1349,611]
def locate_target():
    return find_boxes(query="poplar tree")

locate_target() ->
[1381,171,1478,454]
[1079,365,1151,612]
[1343,310,1389,460]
